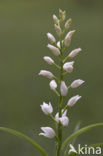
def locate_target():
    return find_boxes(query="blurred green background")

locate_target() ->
[0,0,103,155]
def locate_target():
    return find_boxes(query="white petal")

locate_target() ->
[60,81,68,96]
[40,127,55,139]
[49,80,57,90]
[59,116,69,127]
[67,95,82,107]
[69,48,82,58]
[53,14,59,25]
[47,44,60,56]
[43,56,54,65]
[64,30,76,46]
[71,79,85,88]
[63,61,74,73]
[39,70,54,79]
[40,102,53,115]
[47,33,56,44]
[55,112,59,122]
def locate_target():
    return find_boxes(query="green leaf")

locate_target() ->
[62,123,103,151]
[0,127,48,156]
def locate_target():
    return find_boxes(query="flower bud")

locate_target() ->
[54,24,62,36]
[59,116,69,127]
[65,18,72,29]
[67,95,81,107]
[39,127,55,139]
[59,9,66,21]
[64,30,76,47]
[63,61,74,73]
[71,79,85,88]
[39,70,54,79]
[49,80,57,90]
[43,56,54,65]
[47,33,56,44]
[69,48,82,58]
[40,102,53,115]
[47,44,60,56]
[53,14,59,25]
[60,81,68,96]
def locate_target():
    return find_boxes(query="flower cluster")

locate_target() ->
[38,9,84,152]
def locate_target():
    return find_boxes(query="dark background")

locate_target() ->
[0,0,103,155]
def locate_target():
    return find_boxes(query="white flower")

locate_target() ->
[69,48,82,58]
[40,102,53,115]
[39,70,54,79]
[55,113,59,122]
[55,110,67,122]
[63,61,74,73]
[71,79,85,88]
[67,95,82,107]
[65,18,72,29]
[54,24,62,36]
[47,44,60,56]
[49,80,57,90]
[60,81,68,96]
[59,116,69,127]
[39,127,55,139]
[64,30,76,47]
[43,56,54,65]
[53,14,59,25]
[47,33,56,44]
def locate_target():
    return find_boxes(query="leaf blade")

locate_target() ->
[0,127,48,156]
[62,123,103,150]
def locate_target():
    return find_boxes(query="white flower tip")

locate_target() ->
[71,79,85,88]
[47,44,60,56]
[65,18,72,29]
[39,70,54,79]
[69,48,82,58]
[64,30,76,47]
[43,56,54,65]
[53,14,59,25]
[49,80,57,90]
[67,95,82,107]
[60,81,68,96]
[47,33,56,43]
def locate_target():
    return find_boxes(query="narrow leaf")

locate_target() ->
[0,127,48,156]
[62,123,103,150]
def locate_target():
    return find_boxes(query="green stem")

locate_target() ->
[53,63,61,70]
[50,114,59,124]
[56,35,64,156]
[54,89,60,97]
